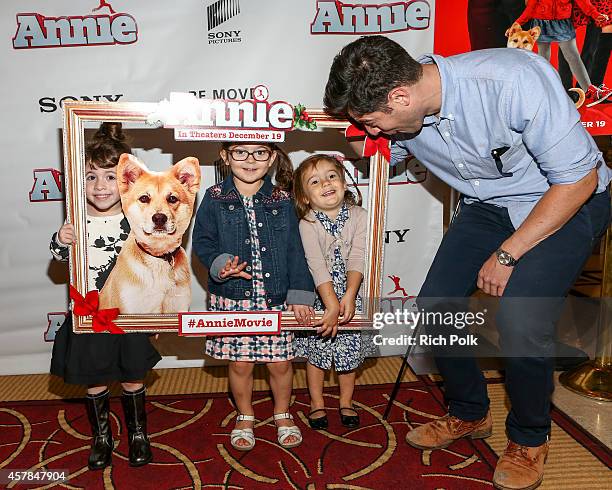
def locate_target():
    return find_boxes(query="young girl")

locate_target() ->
[50,122,161,470]
[192,142,315,451]
[293,154,373,430]
[510,0,611,106]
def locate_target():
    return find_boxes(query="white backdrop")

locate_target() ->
[0,0,445,374]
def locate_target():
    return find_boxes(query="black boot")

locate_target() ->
[85,389,113,470]
[121,387,152,467]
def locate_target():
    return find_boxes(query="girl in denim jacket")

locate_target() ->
[192,142,315,451]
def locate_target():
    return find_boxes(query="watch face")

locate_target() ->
[497,250,514,266]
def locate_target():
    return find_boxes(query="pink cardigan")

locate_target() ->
[298,205,368,288]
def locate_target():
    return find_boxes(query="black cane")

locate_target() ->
[382,321,420,420]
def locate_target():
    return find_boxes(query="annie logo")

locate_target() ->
[13,1,138,49]
[311,0,431,35]
[343,154,427,186]
[30,168,63,202]
[150,90,297,143]
[44,312,67,342]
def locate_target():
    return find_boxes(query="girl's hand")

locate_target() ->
[505,22,521,37]
[314,304,340,338]
[288,304,315,325]
[58,223,75,246]
[596,13,609,27]
[218,256,252,280]
[339,294,356,325]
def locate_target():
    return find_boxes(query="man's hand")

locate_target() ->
[477,253,514,297]
[218,256,252,280]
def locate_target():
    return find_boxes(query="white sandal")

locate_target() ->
[230,414,255,451]
[273,412,302,448]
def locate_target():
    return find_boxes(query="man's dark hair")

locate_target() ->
[324,35,423,118]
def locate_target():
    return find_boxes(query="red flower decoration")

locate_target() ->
[69,285,124,334]
[345,124,391,162]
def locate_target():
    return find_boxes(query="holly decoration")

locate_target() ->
[293,104,317,130]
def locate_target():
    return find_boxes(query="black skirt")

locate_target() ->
[50,316,161,386]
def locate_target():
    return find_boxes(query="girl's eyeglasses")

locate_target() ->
[229,149,272,162]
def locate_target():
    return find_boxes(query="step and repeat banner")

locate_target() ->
[1,0,445,374]
[4,0,603,375]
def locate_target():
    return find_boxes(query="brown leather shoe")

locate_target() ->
[405,410,492,450]
[493,440,549,490]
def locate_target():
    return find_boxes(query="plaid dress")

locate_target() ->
[205,195,294,362]
[294,204,375,372]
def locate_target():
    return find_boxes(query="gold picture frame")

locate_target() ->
[63,102,388,332]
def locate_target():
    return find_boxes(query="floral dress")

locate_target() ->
[294,204,375,372]
[205,195,294,362]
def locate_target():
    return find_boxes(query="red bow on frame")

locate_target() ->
[345,124,391,162]
[69,285,124,334]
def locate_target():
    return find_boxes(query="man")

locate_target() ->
[324,36,611,490]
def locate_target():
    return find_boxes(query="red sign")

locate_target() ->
[434,0,612,136]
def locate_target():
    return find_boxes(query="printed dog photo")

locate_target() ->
[99,154,201,314]
[505,22,540,51]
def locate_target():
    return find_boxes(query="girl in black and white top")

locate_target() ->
[50,122,160,470]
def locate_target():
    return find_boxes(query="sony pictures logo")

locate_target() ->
[12,1,138,49]
[207,0,243,45]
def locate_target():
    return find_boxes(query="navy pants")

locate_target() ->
[418,190,610,446]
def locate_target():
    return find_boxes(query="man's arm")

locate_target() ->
[507,54,602,255]
[501,169,597,260]
[478,170,597,296]
[478,54,604,296]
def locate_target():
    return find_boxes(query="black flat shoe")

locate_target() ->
[307,409,328,430]
[339,407,360,428]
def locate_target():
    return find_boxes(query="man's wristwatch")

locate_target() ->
[495,248,518,267]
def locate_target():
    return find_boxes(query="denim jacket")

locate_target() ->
[192,174,315,307]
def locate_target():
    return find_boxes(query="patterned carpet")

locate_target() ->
[0,363,610,489]
[0,382,496,489]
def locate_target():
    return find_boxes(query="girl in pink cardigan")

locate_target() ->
[293,154,374,430]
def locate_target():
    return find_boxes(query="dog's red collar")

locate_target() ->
[135,240,180,265]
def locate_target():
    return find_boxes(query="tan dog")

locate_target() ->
[99,154,201,314]
[505,22,540,51]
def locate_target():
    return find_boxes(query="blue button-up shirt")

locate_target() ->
[391,48,612,227]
